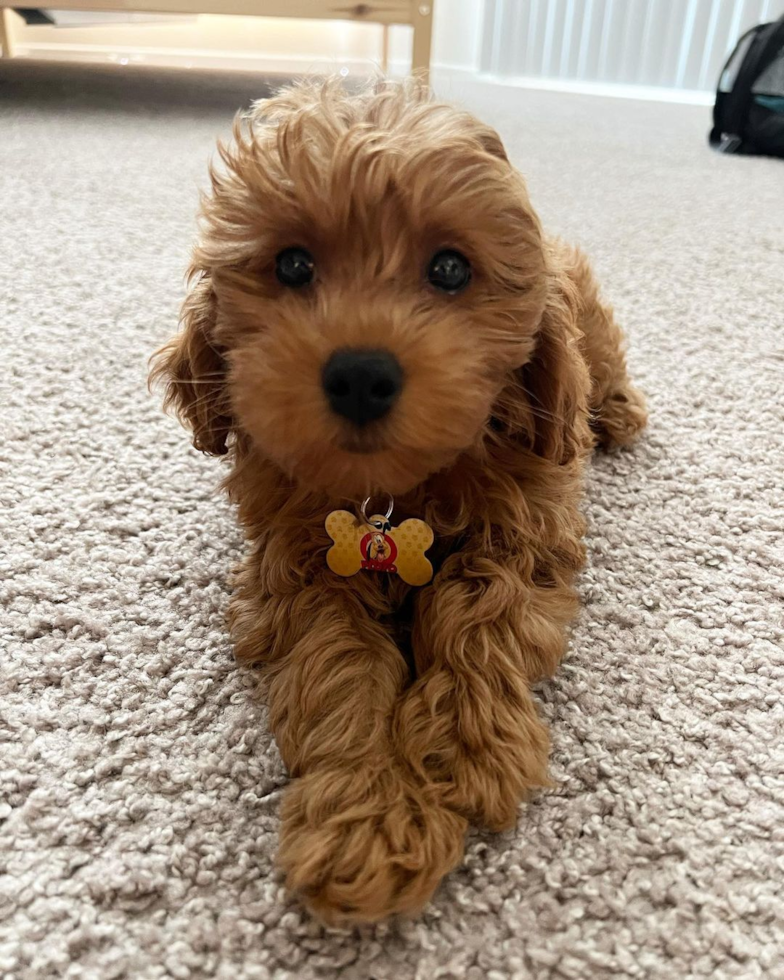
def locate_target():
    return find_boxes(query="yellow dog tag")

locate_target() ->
[325,504,434,587]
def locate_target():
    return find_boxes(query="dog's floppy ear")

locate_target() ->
[516,280,592,466]
[149,272,232,456]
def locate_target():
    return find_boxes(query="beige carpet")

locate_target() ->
[1,62,782,980]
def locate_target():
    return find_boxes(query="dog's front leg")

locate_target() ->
[394,538,581,832]
[231,561,466,925]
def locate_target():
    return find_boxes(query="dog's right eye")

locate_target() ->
[275,247,315,287]
[427,250,472,294]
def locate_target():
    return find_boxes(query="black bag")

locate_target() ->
[710,13,784,158]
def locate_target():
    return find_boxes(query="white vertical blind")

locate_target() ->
[480,0,784,92]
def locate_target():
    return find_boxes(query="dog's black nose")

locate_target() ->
[322,348,403,427]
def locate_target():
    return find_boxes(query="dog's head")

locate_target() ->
[152,80,573,498]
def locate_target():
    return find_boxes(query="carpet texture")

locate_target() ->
[1,62,782,980]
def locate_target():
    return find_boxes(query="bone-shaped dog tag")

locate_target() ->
[325,510,434,587]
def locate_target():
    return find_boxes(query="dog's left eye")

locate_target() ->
[275,247,315,287]
[427,250,472,293]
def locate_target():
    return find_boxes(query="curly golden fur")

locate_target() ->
[151,78,647,926]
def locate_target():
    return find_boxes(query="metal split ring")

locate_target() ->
[360,493,394,529]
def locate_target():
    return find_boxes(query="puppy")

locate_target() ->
[151,78,647,926]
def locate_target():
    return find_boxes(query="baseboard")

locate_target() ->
[10,44,711,106]
[13,42,385,75]
[13,42,483,80]
[475,72,715,107]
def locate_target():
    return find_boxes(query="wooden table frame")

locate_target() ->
[0,1,434,77]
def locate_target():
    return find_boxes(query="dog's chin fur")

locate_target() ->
[150,77,648,928]
[261,433,476,499]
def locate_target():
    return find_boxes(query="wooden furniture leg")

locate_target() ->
[0,8,15,59]
[411,0,434,82]
[381,23,390,73]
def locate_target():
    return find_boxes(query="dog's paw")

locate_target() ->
[439,740,551,832]
[595,384,648,449]
[277,766,466,926]
[395,680,552,833]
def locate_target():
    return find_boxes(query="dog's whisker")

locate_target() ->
[510,380,566,423]
[526,406,566,424]
[174,389,230,418]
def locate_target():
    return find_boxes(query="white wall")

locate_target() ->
[430,0,486,70]
[385,0,485,72]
